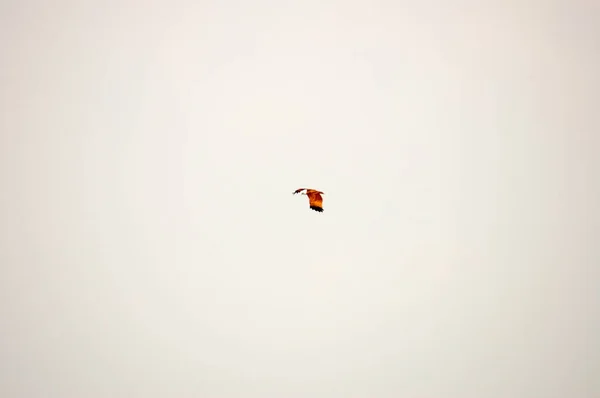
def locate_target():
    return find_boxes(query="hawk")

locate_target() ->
[293,188,324,212]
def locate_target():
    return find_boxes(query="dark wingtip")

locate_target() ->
[310,206,324,212]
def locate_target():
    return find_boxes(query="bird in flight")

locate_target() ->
[293,188,324,212]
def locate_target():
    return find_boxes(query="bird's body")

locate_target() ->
[293,188,324,212]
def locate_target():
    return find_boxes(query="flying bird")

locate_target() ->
[293,188,324,212]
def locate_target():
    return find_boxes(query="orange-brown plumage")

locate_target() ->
[293,188,324,212]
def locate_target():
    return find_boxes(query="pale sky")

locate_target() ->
[1,1,599,397]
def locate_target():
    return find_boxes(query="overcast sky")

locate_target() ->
[1,1,599,397]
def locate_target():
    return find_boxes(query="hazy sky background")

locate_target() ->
[1,1,599,397]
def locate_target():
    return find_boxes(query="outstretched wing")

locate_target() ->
[307,191,324,212]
